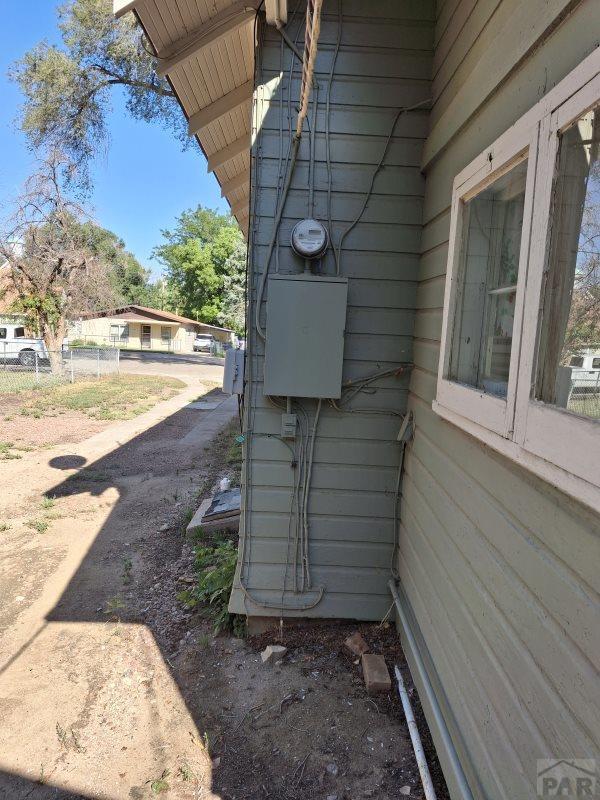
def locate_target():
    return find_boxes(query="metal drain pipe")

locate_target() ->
[388,579,475,800]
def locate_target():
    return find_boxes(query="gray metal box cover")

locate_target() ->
[264,274,348,398]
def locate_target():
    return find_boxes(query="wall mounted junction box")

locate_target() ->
[223,347,245,395]
[263,274,348,399]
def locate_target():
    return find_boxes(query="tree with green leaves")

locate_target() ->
[153,206,245,330]
[217,238,247,334]
[81,223,160,306]
[10,0,186,186]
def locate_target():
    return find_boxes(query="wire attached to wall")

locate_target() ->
[334,98,432,275]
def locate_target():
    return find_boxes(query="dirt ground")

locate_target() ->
[0,363,449,800]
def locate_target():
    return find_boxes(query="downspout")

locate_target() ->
[388,579,475,800]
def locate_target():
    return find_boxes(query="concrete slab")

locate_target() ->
[186,498,240,536]
[188,401,222,411]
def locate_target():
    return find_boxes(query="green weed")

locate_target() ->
[0,442,21,460]
[148,769,170,794]
[178,762,194,782]
[122,557,133,584]
[104,596,125,615]
[41,495,55,510]
[26,519,49,534]
[178,538,243,635]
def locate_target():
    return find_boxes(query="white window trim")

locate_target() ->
[434,47,600,512]
[437,130,538,439]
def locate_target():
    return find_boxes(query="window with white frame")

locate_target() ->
[109,323,129,342]
[434,50,600,508]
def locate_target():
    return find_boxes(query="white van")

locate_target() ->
[569,352,600,393]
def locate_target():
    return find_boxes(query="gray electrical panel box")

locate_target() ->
[263,274,348,398]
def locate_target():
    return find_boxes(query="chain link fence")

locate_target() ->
[0,348,120,394]
[567,372,600,419]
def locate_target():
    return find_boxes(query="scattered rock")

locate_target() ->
[361,653,391,693]
[326,795,338,800]
[363,791,375,797]
[260,644,287,665]
[344,631,369,656]
[326,763,339,777]
[159,523,169,532]
[400,787,411,795]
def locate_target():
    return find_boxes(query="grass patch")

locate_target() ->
[177,537,244,635]
[0,372,66,395]
[15,374,185,421]
[26,518,49,534]
[0,442,22,460]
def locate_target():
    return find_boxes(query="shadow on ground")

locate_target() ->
[0,389,449,800]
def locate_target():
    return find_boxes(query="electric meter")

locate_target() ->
[290,218,328,259]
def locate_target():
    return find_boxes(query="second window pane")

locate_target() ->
[449,159,528,397]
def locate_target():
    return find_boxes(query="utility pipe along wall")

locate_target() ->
[229,0,434,620]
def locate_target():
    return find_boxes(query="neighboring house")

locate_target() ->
[0,261,22,320]
[71,305,235,352]
[116,2,600,799]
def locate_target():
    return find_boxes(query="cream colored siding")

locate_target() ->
[73,317,186,350]
[402,1,600,797]
[229,1,435,618]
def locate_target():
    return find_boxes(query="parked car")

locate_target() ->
[193,333,215,353]
[569,352,600,393]
[0,324,49,367]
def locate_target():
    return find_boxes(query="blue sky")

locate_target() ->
[0,1,228,278]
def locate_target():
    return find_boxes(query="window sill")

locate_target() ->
[432,399,600,513]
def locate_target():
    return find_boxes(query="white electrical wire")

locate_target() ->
[300,398,321,590]
[334,98,431,275]
[394,666,438,800]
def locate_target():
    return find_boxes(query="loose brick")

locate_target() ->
[344,631,369,657]
[260,644,287,665]
[361,653,391,693]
